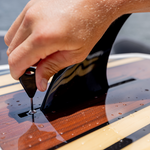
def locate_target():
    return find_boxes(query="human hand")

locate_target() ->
[7,0,147,91]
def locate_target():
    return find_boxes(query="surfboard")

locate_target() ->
[1,54,150,150]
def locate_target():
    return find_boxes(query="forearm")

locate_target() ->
[115,0,150,15]
[92,0,150,20]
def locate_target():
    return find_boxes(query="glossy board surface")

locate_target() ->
[1,57,150,150]
[1,13,150,150]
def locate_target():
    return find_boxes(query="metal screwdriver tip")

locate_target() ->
[29,98,36,115]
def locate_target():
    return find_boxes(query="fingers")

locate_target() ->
[8,35,41,80]
[36,51,69,91]
[4,12,25,47]
[36,50,85,91]
[6,22,31,56]
[7,31,65,81]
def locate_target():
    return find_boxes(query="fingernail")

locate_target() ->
[40,78,48,91]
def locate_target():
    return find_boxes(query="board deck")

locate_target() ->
[1,57,150,150]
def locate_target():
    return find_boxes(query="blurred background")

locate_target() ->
[0,0,29,65]
[0,0,150,65]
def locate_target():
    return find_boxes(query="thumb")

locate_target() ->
[35,50,79,91]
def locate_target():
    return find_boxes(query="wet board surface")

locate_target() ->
[1,57,150,150]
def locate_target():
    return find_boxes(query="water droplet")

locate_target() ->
[120,139,123,142]
[72,133,74,136]
[18,104,21,106]
[1,133,5,135]
[103,129,105,131]
[5,123,10,125]
[28,135,33,139]
[52,111,56,113]
[116,105,118,107]
[60,132,63,135]
[118,112,122,115]
[89,124,91,126]
[38,138,42,142]
[111,114,114,116]
[140,104,144,106]
[29,144,32,148]
[145,89,149,91]
[123,104,127,106]
[38,124,44,128]
[16,100,20,102]
[82,142,84,145]
[7,103,10,105]
[130,114,134,117]
[97,122,99,124]
[99,145,101,147]
[148,139,150,142]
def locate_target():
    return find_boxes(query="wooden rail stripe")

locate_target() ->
[0,79,52,96]
[0,84,23,96]
[105,123,150,149]
[57,105,150,150]
[107,57,143,68]
[122,133,150,150]
[0,74,19,87]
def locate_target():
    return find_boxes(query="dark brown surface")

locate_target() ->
[1,59,150,150]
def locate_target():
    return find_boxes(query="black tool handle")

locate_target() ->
[19,67,37,98]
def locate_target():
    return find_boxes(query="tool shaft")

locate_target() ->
[29,98,36,115]
[31,98,34,111]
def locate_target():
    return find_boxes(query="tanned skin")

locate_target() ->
[4,0,150,91]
